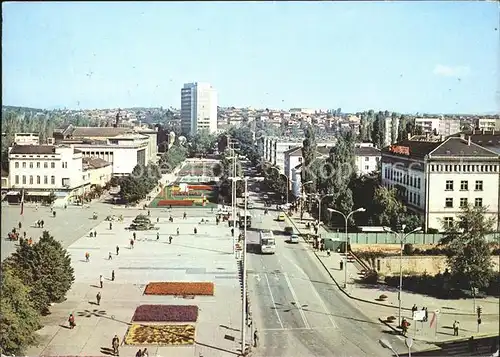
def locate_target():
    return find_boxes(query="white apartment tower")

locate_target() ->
[181,82,218,135]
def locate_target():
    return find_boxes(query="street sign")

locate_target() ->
[413,310,425,321]
[405,337,413,349]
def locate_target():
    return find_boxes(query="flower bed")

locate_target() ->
[144,282,214,296]
[132,305,198,322]
[188,185,213,191]
[125,324,195,345]
[158,200,194,207]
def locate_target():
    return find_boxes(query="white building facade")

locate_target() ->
[354,143,381,176]
[181,82,218,135]
[381,137,500,232]
[415,117,461,137]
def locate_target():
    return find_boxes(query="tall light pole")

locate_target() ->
[269,166,289,205]
[328,207,366,289]
[384,225,422,326]
[242,177,249,354]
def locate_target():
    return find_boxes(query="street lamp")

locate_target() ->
[384,225,422,327]
[379,338,400,357]
[268,166,289,205]
[327,207,366,289]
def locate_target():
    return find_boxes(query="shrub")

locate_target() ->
[403,243,414,256]
[360,270,379,284]
[427,228,440,234]
[188,185,213,191]
[132,305,198,322]
[144,282,214,296]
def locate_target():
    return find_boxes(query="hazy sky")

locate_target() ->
[2,1,499,113]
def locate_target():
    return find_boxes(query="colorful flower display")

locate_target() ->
[125,324,195,345]
[132,305,199,322]
[144,282,214,296]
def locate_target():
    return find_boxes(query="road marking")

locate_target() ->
[284,272,311,329]
[265,273,284,329]
[309,280,338,329]
[261,327,338,332]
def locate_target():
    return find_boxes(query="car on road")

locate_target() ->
[277,212,286,221]
[289,234,299,244]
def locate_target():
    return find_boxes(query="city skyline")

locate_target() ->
[2,2,499,114]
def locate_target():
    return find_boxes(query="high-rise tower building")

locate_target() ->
[180,82,218,135]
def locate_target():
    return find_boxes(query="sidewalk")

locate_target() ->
[284,211,500,343]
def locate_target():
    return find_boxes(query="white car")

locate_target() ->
[289,234,299,244]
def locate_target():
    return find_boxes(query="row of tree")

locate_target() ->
[118,163,161,203]
[1,231,75,355]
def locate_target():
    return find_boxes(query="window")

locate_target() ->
[443,217,454,229]
[445,180,453,191]
[22,162,26,168]
[37,162,40,168]
[50,176,55,185]
[22,175,26,184]
[364,165,369,170]
[29,162,33,168]
[445,198,453,208]
[44,162,48,168]
[475,198,483,207]
[417,177,421,189]
[44,175,48,184]
[460,180,468,191]
[15,175,19,184]
[475,180,483,191]
[36,175,40,184]
[365,157,369,161]
[14,162,19,168]
[29,175,33,184]
[460,198,468,207]
[51,162,55,168]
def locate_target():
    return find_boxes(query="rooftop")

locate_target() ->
[83,157,111,170]
[355,146,381,157]
[9,145,81,155]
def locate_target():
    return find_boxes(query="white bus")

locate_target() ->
[259,230,276,254]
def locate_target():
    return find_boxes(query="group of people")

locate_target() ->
[411,304,429,322]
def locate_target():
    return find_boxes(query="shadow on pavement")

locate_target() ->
[100,347,116,356]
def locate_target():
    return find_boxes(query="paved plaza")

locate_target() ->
[21,207,244,357]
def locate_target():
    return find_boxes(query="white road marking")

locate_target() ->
[284,272,311,329]
[265,273,284,329]
[261,327,338,332]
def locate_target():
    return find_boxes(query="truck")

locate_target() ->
[238,210,252,228]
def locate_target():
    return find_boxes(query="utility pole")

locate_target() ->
[241,177,248,355]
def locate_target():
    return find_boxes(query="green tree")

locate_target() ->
[372,186,407,228]
[440,205,494,290]
[371,111,385,148]
[0,264,40,355]
[301,125,318,195]
[189,130,217,157]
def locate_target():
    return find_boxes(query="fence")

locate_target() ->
[322,231,500,245]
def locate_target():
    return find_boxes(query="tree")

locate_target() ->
[0,264,40,355]
[371,112,385,148]
[372,186,408,228]
[189,130,217,157]
[301,125,318,195]
[440,205,494,290]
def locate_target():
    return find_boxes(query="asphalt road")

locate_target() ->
[244,180,406,357]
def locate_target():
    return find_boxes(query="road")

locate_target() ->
[244,179,406,357]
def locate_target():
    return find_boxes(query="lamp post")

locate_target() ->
[384,225,422,326]
[328,207,366,289]
[379,338,400,357]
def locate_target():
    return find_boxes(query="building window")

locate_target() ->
[475,198,483,207]
[460,180,468,191]
[15,162,19,168]
[36,175,40,184]
[22,175,26,184]
[443,217,454,229]
[15,175,19,184]
[365,157,369,161]
[29,162,33,168]
[475,180,483,191]
[51,162,56,168]
[44,162,48,168]
[62,162,67,169]
[50,176,55,185]
[22,162,26,168]
[29,175,33,184]
[44,176,48,184]
[445,198,453,208]
[37,162,40,168]
[445,180,453,191]
[417,177,421,189]
[460,198,468,207]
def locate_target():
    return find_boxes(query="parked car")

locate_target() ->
[289,234,299,244]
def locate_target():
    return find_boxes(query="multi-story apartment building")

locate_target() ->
[181,82,218,135]
[381,137,500,232]
[354,143,381,176]
[14,133,40,145]
[474,118,500,131]
[415,117,460,136]
[384,116,399,147]
[8,144,91,200]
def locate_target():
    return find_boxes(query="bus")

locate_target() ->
[238,210,252,228]
[259,230,276,254]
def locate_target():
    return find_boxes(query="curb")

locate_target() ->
[283,212,498,317]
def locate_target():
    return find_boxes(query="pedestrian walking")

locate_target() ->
[453,320,460,336]
[94,230,97,237]
[109,222,113,230]
[116,245,120,255]
[157,232,160,241]
[135,349,142,357]
[68,313,76,329]
[133,232,136,240]
[148,210,150,216]
[23,231,27,239]
[183,212,187,219]
[111,270,115,281]
[169,236,173,244]
[41,219,44,228]
[130,239,134,249]
[253,329,259,348]
[85,252,90,262]
[156,217,159,223]
[108,252,113,260]
[411,304,418,314]
[142,348,149,357]
[100,275,103,288]
[176,227,179,235]
[18,221,22,229]
[194,227,197,234]
[96,292,101,305]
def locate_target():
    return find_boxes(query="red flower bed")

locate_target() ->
[132,305,199,322]
[188,185,213,191]
[171,191,206,196]
[158,200,194,207]
[144,282,214,296]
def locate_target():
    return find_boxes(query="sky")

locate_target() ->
[2,1,499,114]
